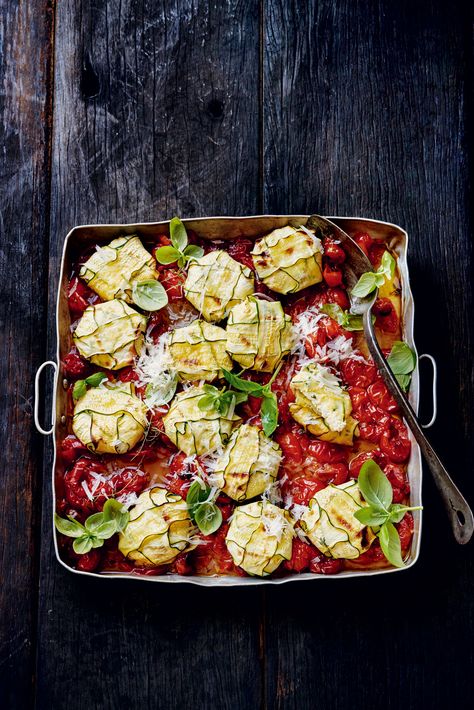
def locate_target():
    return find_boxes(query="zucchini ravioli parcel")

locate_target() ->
[56,218,417,579]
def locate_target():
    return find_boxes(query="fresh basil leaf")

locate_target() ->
[169,216,188,252]
[85,372,107,388]
[186,481,211,514]
[198,394,217,411]
[380,251,396,279]
[388,504,423,524]
[354,507,389,527]
[387,341,417,375]
[261,391,278,436]
[203,384,219,395]
[344,314,365,331]
[72,380,87,401]
[184,244,204,260]
[358,460,393,511]
[155,245,181,265]
[351,272,378,298]
[378,521,404,567]
[93,520,119,540]
[132,280,169,311]
[102,499,129,532]
[84,512,106,533]
[54,513,85,538]
[223,369,264,394]
[395,373,411,392]
[321,303,344,322]
[194,502,222,535]
[73,535,94,555]
[321,303,365,331]
[233,391,249,406]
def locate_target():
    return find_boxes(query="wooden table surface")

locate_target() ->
[1,1,473,708]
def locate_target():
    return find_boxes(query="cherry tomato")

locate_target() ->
[384,463,410,503]
[62,346,91,379]
[367,380,398,413]
[397,512,414,550]
[353,232,375,258]
[309,462,349,486]
[306,440,347,464]
[59,435,89,468]
[227,239,255,270]
[379,417,411,463]
[283,539,316,572]
[75,549,102,572]
[348,385,368,410]
[368,243,387,268]
[304,316,350,356]
[358,422,385,444]
[326,287,350,310]
[282,474,325,506]
[118,366,140,383]
[146,310,171,342]
[67,277,100,317]
[159,269,185,301]
[323,264,343,287]
[349,449,387,477]
[172,554,193,576]
[372,298,399,333]
[276,430,304,464]
[323,237,346,263]
[340,357,377,388]
[309,556,343,574]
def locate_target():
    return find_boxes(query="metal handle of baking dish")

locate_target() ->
[34,360,58,435]
[419,353,437,428]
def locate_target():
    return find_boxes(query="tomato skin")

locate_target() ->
[75,549,102,572]
[340,357,377,388]
[283,539,316,573]
[62,346,91,379]
[348,385,368,410]
[397,512,414,550]
[309,556,343,575]
[353,232,375,258]
[310,462,349,486]
[304,316,350,356]
[60,435,89,468]
[323,237,346,264]
[349,449,387,477]
[172,554,193,576]
[63,458,148,512]
[373,298,399,333]
[68,276,100,317]
[367,380,398,413]
[306,440,347,464]
[326,287,350,310]
[282,474,326,506]
[380,418,411,463]
[384,463,410,502]
[323,264,343,287]
[227,238,254,270]
[118,366,140,383]
[277,430,304,465]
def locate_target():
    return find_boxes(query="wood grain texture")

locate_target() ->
[263,1,474,709]
[36,2,262,709]
[0,1,54,707]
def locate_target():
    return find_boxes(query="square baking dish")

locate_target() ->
[35,215,424,585]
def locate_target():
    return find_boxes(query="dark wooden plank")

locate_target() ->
[0,1,54,707]
[36,2,262,709]
[263,1,474,708]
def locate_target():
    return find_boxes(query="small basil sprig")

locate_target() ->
[351,251,396,298]
[54,499,129,555]
[186,481,222,535]
[354,460,422,567]
[154,217,204,268]
[198,384,248,416]
[132,279,168,311]
[223,365,281,436]
[387,341,417,392]
[72,372,108,401]
[321,303,365,331]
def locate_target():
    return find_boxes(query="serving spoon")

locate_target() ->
[305,214,474,544]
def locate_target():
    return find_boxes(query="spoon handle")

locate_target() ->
[363,312,473,544]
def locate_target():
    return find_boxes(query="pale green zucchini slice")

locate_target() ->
[225,500,295,577]
[225,297,294,372]
[72,384,148,454]
[168,319,232,381]
[213,423,282,501]
[289,362,358,445]
[184,250,254,322]
[162,385,241,456]
[251,225,323,294]
[118,487,195,566]
[79,235,158,302]
[300,480,375,560]
[73,299,146,370]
